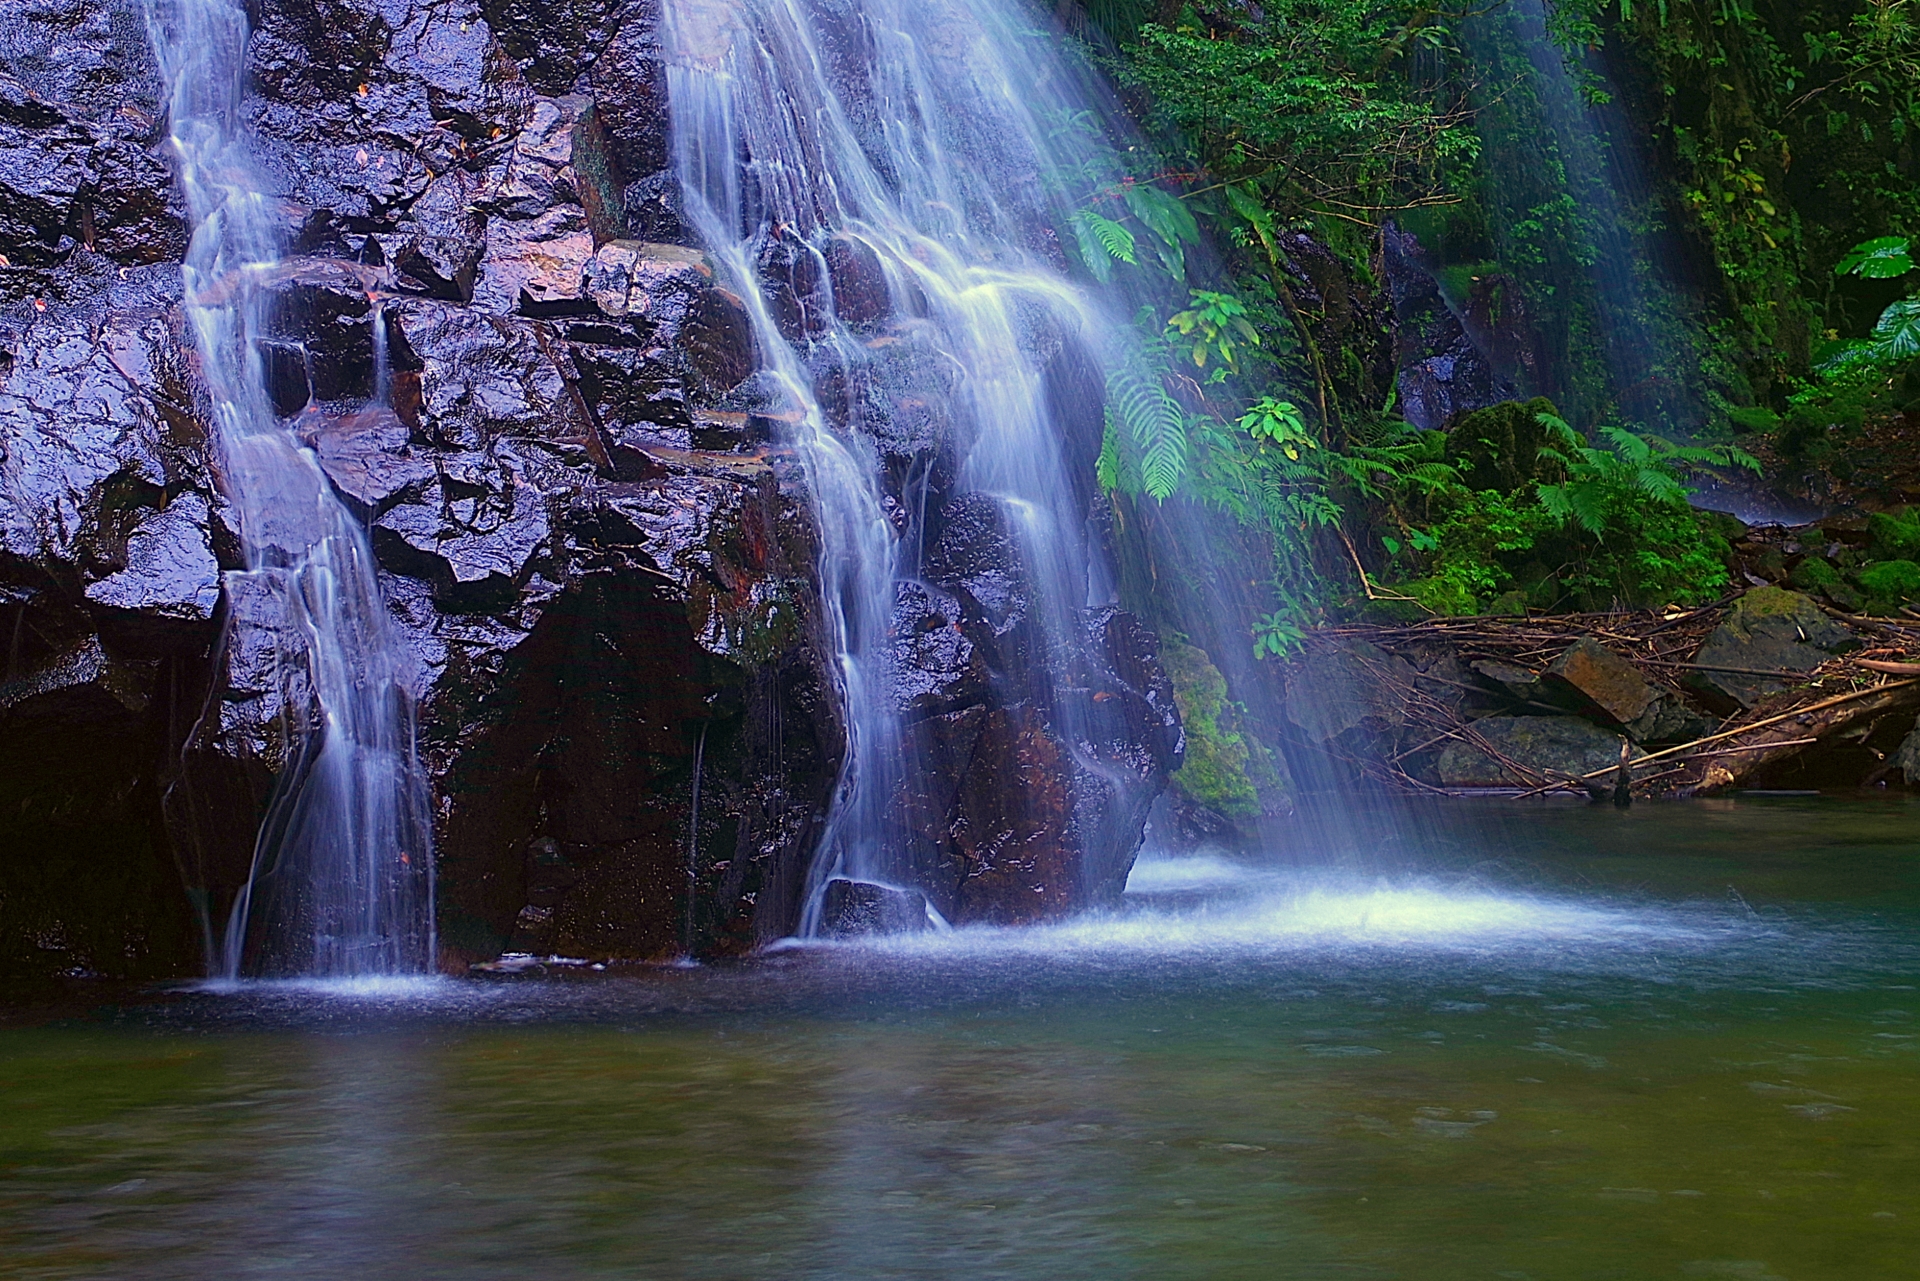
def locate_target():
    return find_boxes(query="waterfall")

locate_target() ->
[662,0,1146,930]
[145,0,435,976]
[1504,0,1703,431]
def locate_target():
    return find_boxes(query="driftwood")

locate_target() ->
[1299,604,1920,799]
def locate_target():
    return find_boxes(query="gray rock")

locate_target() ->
[1545,636,1660,725]
[1893,717,1920,785]
[1692,586,1855,709]
[821,878,929,936]
[1286,639,1414,743]
[1435,716,1637,787]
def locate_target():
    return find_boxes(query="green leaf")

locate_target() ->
[1106,361,1187,500]
[1874,298,1920,359]
[1836,236,1915,279]
[1123,183,1199,281]
[1072,209,1137,272]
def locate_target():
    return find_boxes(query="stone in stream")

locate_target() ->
[821,879,930,937]
[1690,587,1856,710]
[1892,718,1920,785]
[1433,716,1638,788]
[1544,637,1660,725]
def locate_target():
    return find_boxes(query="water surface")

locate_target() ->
[4,797,1917,1279]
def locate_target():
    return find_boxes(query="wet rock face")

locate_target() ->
[0,0,844,972]
[4,0,1181,963]
[0,269,218,976]
[884,548,1183,925]
[0,0,186,293]
[1382,224,1523,432]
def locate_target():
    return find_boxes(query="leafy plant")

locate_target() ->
[1069,209,1138,282]
[1168,291,1262,373]
[1104,355,1189,500]
[1532,414,1759,536]
[1253,609,1308,660]
[1836,235,1915,279]
[1238,396,1310,453]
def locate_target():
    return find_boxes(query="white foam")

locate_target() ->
[839,862,1742,964]
[190,975,457,1000]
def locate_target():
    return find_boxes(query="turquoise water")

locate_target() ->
[3,797,1916,1279]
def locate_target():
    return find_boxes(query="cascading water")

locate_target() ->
[662,0,1151,930]
[1501,0,1703,431]
[145,0,435,976]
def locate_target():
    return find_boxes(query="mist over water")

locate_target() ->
[144,0,434,977]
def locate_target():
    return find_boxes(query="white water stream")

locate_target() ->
[146,0,434,976]
[663,0,1152,928]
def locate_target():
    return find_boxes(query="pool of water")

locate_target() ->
[4,796,1917,1279]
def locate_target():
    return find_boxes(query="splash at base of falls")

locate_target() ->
[805,852,1775,965]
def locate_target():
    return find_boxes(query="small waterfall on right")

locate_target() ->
[145,0,435,976]
[662,0,1164,930]
[1495,0,1706,432]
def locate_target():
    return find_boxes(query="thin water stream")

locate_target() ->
[144,0,433,976]
[5,798,1916,1278]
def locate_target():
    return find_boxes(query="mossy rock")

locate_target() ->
[1858,559,1920,615]
[1867,509,1920,562]
[1789,556,1841,592]
[1443,397,1565,493]
[1160,638,1261,820]
[1691,586,1855,708]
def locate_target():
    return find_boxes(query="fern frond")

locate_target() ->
[1106,361,1187,500]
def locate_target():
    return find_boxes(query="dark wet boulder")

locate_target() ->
[821,878,929,936]
[1382,223,1520,431]
[886,579,991,715]
[1434,716,1638,788]
[0,278,220,978]
[1285,638,1414,745]
[1691,587,1855,709]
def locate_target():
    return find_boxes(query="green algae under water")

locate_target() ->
[3,797,1918,1280]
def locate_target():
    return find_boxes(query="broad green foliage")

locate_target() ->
[1106,3,1474,221]
[1169,291,1261,373]
[1836,236,1915,280]
[1532,414,1760,537]
[1816,236,1920,377]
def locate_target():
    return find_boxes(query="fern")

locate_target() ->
[1107,360,1187,499]
[1070,209,1137,283]
[1534,413,1758,536]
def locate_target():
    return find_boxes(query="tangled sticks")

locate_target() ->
[1290,598,1920,799]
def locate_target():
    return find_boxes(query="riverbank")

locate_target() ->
[1269,586,1920,805]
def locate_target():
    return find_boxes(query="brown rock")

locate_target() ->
[1545,636,1659,725]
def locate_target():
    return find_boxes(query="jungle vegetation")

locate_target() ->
[1054,0,1920,649]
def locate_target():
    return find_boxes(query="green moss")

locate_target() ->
[1726,406,1779,434]
[1790,556,1841,592]
[1159,637,1262,820]
[1858,560,1920,614]
[1442,398,1564,493]
[1867,510,1920,563]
